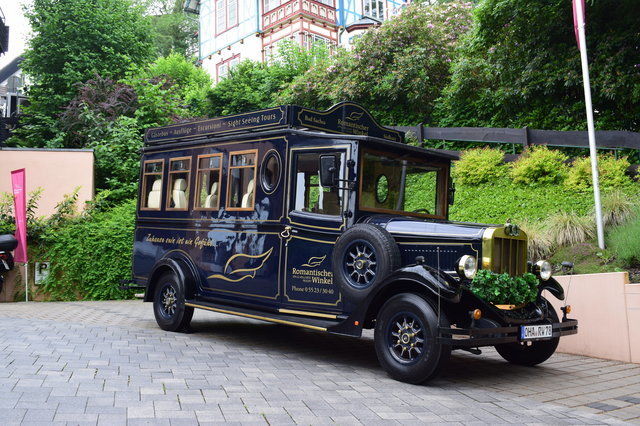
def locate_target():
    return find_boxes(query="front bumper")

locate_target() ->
[438,319,578,348]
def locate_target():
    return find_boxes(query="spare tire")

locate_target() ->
[332,224,401,303]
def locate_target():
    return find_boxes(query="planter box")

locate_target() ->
[549,272,640,364]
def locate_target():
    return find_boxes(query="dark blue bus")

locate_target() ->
[131,102,577,383]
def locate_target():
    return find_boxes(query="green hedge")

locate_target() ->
[41,200,136,300]
[449,178,640,224]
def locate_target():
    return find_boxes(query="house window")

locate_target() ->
[264,0,283,13]
[195,154,223,210]
[227,150,257,210]
[141,160,164,210]
[216,0,238,33]
[167,157,192,210]
[305,33,329,49]
[217,55,240,81]
[363,0,384,20]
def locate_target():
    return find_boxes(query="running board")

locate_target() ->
[184,300,342,331]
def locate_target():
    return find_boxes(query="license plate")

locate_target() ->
[520,324,553,340]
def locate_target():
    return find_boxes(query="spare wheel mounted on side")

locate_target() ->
[332,224,401,302]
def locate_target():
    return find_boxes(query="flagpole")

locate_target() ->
[575,0,605,249]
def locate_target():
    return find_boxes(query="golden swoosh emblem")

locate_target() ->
[207,247,274,281]
[302,255,326,268]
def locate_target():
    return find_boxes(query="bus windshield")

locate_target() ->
[359,150,446,218]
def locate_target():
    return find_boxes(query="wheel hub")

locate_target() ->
[161,286,177,317]
[389,314,425,362]
[345,242,377,286]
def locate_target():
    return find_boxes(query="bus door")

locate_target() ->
[281,146,350,315]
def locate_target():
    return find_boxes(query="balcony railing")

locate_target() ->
[263,0,336,30]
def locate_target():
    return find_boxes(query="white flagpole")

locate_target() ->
[575,0,605,249]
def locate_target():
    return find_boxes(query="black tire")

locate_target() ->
[495,300,560,366]
[153,272,194,332]
[374,293,451,384]
[332,224,400,302]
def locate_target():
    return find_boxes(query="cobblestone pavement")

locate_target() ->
[1,301,639,425]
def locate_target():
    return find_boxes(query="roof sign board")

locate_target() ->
[144,102,404,144]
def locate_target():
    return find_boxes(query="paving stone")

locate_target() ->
[0,300,636,425]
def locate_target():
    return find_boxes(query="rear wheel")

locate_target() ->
[153,272,193,332]
[374,293,450,384]
[495,301,560,366]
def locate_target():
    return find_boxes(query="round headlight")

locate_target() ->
[535,260,552,281]
[457,255,477,280]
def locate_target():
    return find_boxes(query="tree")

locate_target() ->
[434,0,640,131]
[145,0,199,58]
[207,41,330,116]
[18,0,154,145]
[279,1,473,125]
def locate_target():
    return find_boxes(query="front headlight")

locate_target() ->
[457,255,477,280]
[534,260,553,281]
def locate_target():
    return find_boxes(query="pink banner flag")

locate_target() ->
[11,169,28,263]
[572,0,586,48]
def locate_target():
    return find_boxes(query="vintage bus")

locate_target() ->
[130,102,577,383]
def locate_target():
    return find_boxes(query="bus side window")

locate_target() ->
[227,150,257,211]
[167,157,192,210]
[141,159,164,210]
[195,154,222,210]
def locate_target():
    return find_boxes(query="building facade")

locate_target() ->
[189,0,406,81]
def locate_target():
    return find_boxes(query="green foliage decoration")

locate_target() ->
[469,270,539,306]
[451,147,506,185]
[40,200,137,301]
[565,154,632,191]
[509,146,569,185]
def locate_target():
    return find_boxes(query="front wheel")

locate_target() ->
[495,301,560,366]
[153,272,193,332]
[374,293,450,384]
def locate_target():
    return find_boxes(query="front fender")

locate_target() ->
[330,264,462,337]
[538,277,565,301]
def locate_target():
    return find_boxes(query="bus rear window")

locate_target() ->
[142,160,164,210]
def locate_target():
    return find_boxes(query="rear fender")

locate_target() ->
[145,255,199,302]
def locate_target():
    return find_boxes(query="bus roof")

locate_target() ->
[144,102,405,145]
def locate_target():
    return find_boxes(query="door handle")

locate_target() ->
[280,226,292,239]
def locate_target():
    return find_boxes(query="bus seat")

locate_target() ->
[204,182,218,208]
[172,178,188,209]
[241,179,255,208]
[147,179,162,208]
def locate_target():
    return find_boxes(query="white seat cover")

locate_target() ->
[241,179,255,208]
[172,178,188,209]
[204,182,218,208]
[147,179,162,208]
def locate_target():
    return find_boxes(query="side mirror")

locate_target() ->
[319,155,338,187]
[448,182,456,205]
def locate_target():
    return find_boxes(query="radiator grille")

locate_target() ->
[482,227,528,276]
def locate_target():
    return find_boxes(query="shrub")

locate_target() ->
[600,190,636,227]
[608,212,640,267]
[565,154,632,191]
[41,200,136,301]
[547,211,595,247]
[509,146,568,185]
[469,270,539,305]
[451,147,507,185]
[519,220,553,261]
